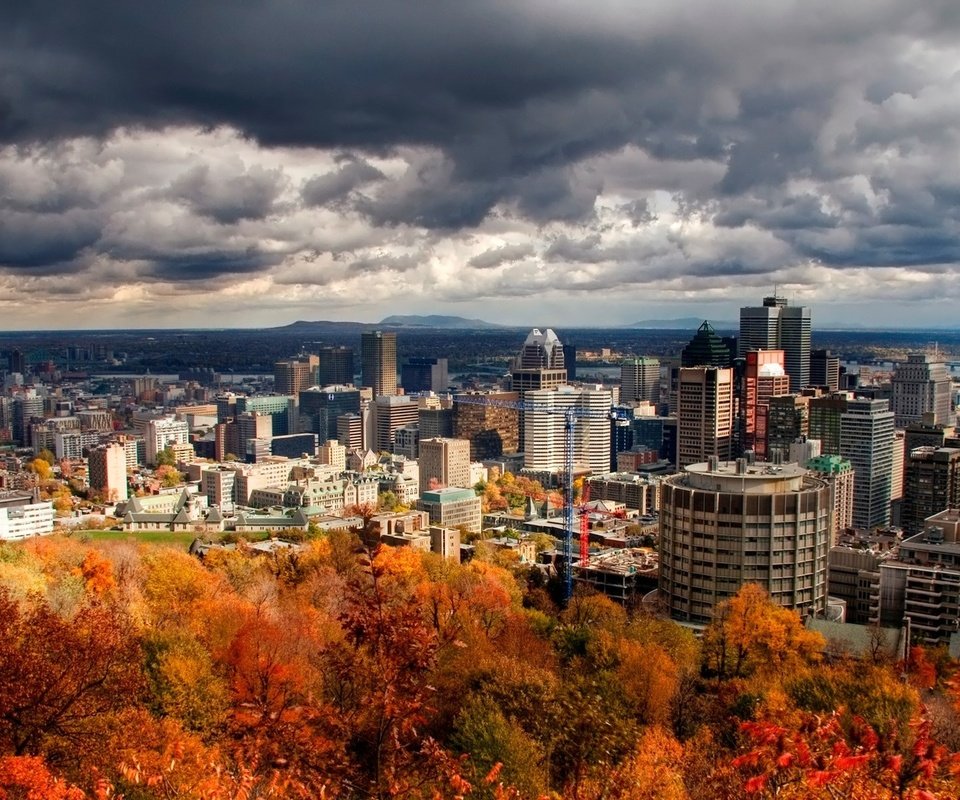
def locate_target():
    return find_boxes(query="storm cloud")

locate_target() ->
[2,1,960,327]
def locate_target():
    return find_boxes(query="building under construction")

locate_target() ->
[574,548,659,603]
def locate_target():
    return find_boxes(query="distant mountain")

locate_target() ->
[627,317,738,330]
[377,315,504,329]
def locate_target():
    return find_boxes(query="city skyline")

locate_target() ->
[3,3,960,330]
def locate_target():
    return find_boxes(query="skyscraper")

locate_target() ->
[810,350,840,391]
[892,353,953,428]
[676,367,734,468]
[840,398,895,529]
[743,350,789,456]
[88,443,129,503]
[274,355,318,395]
[523,385,612,474]
[510,328,567,451]
[901,447,960,536]
[361,331,397,398]
[620,357,660,404]
[739,296,811,392]
[318,346,355,386]
[680,321,732,368]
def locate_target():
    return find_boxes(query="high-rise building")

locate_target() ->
[419,438,472,492]
[810,350,840,391]
[454,391,520,460]
[237,413,273,462]
[892,353,953,428]
[676,367,734,468]
[620,357,660,405]
[361,331,397,398]
[739,296,811,392]
[235,395,296,437]
[901,447,960,536]
[511,329,567,451]
[680,322,732,368]
[766,395,810,462]
[373,395,419,453]
[299,386,361,441]
[318,346,355,386]
[419,407,454,440]
[743,350,790,457]
[88,443,129,503]
[401,357,449,393]
[144,417,190,466]
[562,343,577,381]
[840,398,895,529]
[808,392,850,455]
[659,459,831,623]
[274,355,318,395]
[523,386,612,474]
[337,413,364,451]
[806,454,854,543]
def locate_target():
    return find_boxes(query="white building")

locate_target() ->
[0,492,55,540]
[144,416,190,466]
[524,385,612,474]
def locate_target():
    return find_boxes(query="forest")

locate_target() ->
[0,532,958,799]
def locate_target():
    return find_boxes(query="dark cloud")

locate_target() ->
[302,158,384,207]
[349,253,421,274]
[166,163,284,224]
[0,209,100,270]
[468,243,535,269]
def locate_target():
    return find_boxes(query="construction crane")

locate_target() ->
[453,394,628,602]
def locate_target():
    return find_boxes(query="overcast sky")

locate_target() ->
[2,1,960,330]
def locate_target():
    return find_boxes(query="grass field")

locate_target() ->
[63,530,203,548]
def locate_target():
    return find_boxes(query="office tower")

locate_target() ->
[419,407,454,439]
[511,328,567,451]
[904,414,954,453]
[892,353,953,428]
[810,350,840,391]
[743,350,789,456]
[373,395,419,453]
[523,386,612,473]
[274,355,318,395]
[270,434,319,459]
[808,393,849,455]
[12,391,44,447]
[318,439,347,471]
[739,295,811,392]
[318,346,355,386]
[454,391,520,460]
[562,343,577,381]
[234,395,295,437]
[789,436,821,466]
[299,385,361,441]
[680,322,732,368]
[401,357,449,393]
[144,417,190,466]
[215,393,237,424]
[419,438,472,492]
[766,395,810,462]
[620,357,660,404]
[88,443,129,503]
[337,413,364,451]
[610,416,634,471]
[659,459,831,623]
[840,398,895,529]
[676,367,734,468]
[361,331,397,398]
[237,412,273,462]
[901,447,960,536]
[805,455,854,543]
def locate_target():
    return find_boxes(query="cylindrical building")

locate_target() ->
[659,459,831,623]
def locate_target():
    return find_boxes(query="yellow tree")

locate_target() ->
[703,583,824,680]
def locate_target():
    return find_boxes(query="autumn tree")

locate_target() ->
[0,591,143,759]
[702,584,824,680]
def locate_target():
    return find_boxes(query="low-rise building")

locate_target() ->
[0,490,54,540]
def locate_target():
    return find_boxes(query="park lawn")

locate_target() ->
[65,530,203,548]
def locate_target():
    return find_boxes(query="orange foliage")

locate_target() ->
[74,550,116,596]
[0,755,88,799]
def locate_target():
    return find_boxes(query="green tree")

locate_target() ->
[156,447,177,467]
